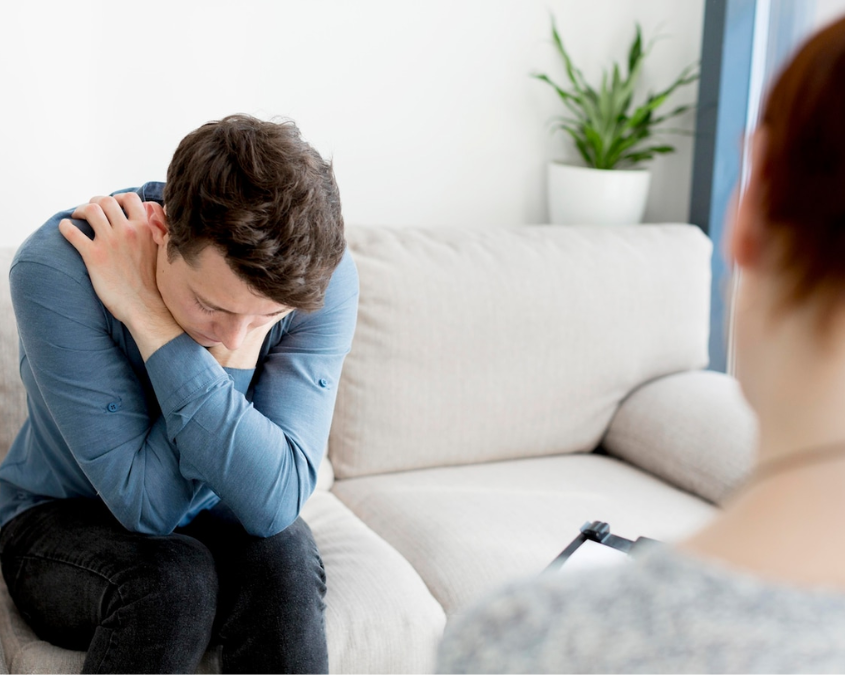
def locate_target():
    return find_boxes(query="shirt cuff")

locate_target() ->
[145,333,229,416]
[225,367,255,395]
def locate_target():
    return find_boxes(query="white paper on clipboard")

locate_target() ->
[554,538,632,576]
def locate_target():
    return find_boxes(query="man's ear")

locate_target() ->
[145,203,168,246]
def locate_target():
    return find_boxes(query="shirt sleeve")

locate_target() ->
[9,259,205,534]
[146,250,359,537]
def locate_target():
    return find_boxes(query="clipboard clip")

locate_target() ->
[546,520,661,572]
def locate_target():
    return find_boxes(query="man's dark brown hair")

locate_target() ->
[164,114,345,312]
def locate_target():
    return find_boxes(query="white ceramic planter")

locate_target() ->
[547,162,651,226]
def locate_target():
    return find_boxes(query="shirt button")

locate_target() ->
[318,379,329,388]
[107,403,119,412]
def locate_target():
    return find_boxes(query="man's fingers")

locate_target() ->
[114,192,145,221]
[70,202,108,233]
[92,195,129,229]
[70,196,107,219]
[70,197,129,235]
[70,201,104,220]
[58,218,91,256]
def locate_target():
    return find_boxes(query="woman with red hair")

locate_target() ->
[439,16,845,674]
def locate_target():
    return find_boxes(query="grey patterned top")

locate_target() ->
[437,547,845,674]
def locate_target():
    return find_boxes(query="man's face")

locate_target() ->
[154,236,291,350]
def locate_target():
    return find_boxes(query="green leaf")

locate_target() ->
[551,18,594,98]
[552,115,583,128]
[650,103,694,126]
[628,24,643,76]
[650,63,699,103]
[573,136,594,166]
[626,104,652,132]
[598,70,614,133]
[558,124,594,166]
[532,73,588,119]
[604,133,648,168]
[583,125,604,154]
[621,144,676,166]
[621,152,656,166]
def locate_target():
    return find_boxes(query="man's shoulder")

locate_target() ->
[275,248,358,344]
[12,184,159,284]
[326,247,359,301]
[12,207,89,285]
[299,247,358,322]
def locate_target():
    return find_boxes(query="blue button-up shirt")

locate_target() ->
[0,182,358,537]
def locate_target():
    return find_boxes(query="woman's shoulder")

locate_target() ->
[438,546,845,674]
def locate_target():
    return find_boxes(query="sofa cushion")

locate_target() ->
[0,248,26,464]
[300,491,446,673]
[0,491,445,674]
[329,224,711,479]
[602,370,758,504]
[316,448,334,491]
[332,454,716,616]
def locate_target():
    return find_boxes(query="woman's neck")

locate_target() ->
[682,301,845,589]
[681,457,845,589]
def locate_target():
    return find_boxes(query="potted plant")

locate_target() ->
[534,20,698,225]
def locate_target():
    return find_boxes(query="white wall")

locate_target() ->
[0,0,704,248]
[814,0,845,28]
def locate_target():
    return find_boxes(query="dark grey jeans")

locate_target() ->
[0,498,328,674]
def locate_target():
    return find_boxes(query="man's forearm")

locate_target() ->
[126,305,186,362]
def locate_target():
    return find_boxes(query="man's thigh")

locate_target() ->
[0,498,215,652]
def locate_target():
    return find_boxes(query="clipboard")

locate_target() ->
[546,520,661,573]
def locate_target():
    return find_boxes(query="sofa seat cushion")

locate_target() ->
[331,454,716,617]
[0,491,445,674]
[301,491,446,673]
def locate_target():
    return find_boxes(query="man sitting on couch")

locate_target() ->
[0,115,358,673]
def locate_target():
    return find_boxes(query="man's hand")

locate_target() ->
[60,193,162,324]
[59,193,184,361]
[205,312,288,370]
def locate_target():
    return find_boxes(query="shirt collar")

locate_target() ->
[137,181,166,204]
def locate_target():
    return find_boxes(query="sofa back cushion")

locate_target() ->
[0,248,26,463]
[329,224,711,479]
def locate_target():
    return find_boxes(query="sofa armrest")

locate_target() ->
[601,370,758,504]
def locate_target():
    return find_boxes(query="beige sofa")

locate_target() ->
[0,222,757,673]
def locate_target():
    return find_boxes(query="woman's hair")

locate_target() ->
[164,114,345,312]
[759,16,845,314]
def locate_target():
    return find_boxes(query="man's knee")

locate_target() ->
[214,518,328,672]
[238,518,326,603]
[261,518,324,583]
